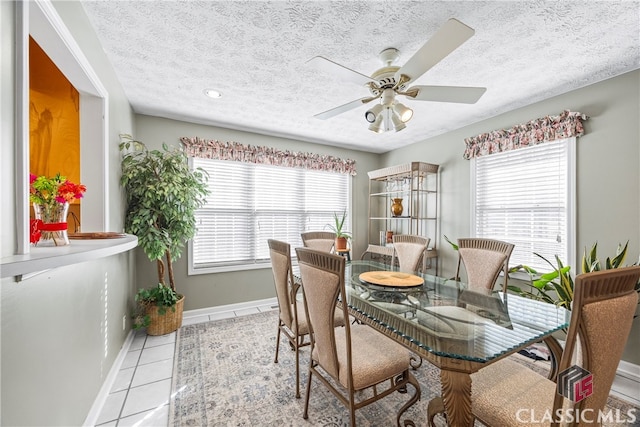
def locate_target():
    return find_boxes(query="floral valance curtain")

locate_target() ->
[463,110,588,160]
[180,136,357,176]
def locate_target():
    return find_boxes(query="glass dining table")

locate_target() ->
[337,260,569,427]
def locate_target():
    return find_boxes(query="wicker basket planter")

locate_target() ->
[145,295,185,336]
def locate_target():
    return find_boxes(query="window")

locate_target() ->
[471,137,575,271]
[189,158,351,273]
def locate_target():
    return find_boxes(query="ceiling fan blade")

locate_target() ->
[313,97,375,120]
[407,85,486,104]
[307,56,376,86]
[395,18,475,84]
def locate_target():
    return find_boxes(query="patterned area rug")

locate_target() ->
[170,310,639,426]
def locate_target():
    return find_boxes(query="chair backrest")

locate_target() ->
[360,244,395,263]
[268,239,297,328]
[552,266,640,419]
[392,234,430,272]
[301,231,336,253]
[456,238,514,292]
[295,247,348,381]
[554,266,640,416]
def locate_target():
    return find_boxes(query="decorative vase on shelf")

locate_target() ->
[31,202,70,246]
[391,198,404,217]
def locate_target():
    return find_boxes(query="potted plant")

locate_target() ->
[507,241,638,310]
[132,283,180,335]
[444,236,639,310]
[119,134,209,335]
[326,210,352,251]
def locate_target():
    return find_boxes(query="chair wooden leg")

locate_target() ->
[294,343,300,398]
[349,389,357,427]
[274,325,281,363]
[303,364,313,420]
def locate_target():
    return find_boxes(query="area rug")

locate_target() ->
[170,310,639,426]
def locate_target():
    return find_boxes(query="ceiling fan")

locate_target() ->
[307,18,486,133]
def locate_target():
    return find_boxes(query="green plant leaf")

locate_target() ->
[443,235,459,251]
[609,241,629,269]
[325,210,351,239]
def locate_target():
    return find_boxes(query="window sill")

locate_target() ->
[188,261,271,275]
[1,234,138,281]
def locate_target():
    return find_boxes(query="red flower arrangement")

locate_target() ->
[30,173,86,205]
[29,173,86,245]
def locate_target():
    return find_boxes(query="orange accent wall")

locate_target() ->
[29,36,80,191]
[29,37,81,222]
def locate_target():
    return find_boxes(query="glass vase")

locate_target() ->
[32,202,70,246]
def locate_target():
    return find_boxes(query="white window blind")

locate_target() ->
[189,158,351,273]
[471,138,575,272]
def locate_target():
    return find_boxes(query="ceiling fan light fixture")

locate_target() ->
[309,19,482,134]
[391,113,406,132]
[365,104,384,123]
[368,114,384,133]
[393,102,413,123]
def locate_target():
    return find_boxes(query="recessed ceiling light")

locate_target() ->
[204,89,222,98]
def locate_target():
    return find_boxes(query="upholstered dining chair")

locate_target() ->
[301,231,336,253]
[268,239,345,398]
[391,234,430,273]
[360,244,395,265]
[463,266,640,427]
[267,239,309,398]
[295,247,421,427]
[455,237,514,292]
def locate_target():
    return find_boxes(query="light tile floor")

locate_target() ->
[94,303,277,427]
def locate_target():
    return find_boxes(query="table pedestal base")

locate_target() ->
[428,370,474,427]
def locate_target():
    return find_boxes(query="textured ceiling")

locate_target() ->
[81,1,640,154]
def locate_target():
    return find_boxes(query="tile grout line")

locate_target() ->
[114,334,147,424]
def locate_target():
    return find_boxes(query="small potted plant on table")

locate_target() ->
[326,210,352,252]
[120,134,208,335]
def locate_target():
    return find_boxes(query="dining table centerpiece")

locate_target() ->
[29,172,86,246]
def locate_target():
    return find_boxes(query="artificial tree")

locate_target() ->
[119,134,208,331]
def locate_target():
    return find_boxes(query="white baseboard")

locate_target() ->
[83,330,136,426]
[182,296,278,319]
[611,360,640,406]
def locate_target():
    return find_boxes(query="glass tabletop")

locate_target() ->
[344,260,569,363]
